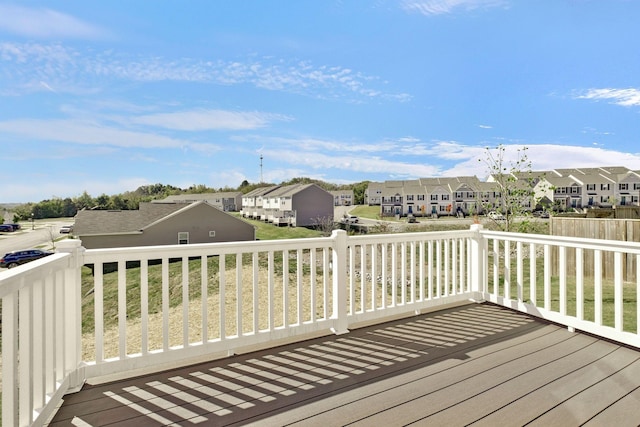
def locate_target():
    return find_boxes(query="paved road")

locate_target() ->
[0,218,73,256]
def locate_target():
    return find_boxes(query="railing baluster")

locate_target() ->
[615,251,623,331]
[219,254,226,340]
[141,260,149,353]
[297,249,303,325]
[268,250,275,329]
[162,258,170,350]
[310,248,317,322]
[19,285,33,425]
[253,251,259,333]
[2,292,18,427]
[182,256,189,347]
[576,247,584,321]
[371,243,377,310]
[559,246,566,316]
[283,249,289,328]
[200,255,207,342]
[529,243,536,305]
[516,241,523,302]
[95,263,104,362]
[504,240,510,300]
[594,249,602,325]
[236,253,242,336]
[544,245,551,311]
[361,244,366,312]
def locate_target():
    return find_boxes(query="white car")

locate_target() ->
[487,211,505,221]
[343,215,359,224]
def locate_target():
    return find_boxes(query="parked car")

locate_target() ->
[343,214,359,224]
[0,224,14,232]
[0,249,54,268]
[59,224,74,234]
[487,211,505,221]
[6,223,21,231]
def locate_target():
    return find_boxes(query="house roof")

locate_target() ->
[243,185,281,198]
[74,201,211,236]
[157,192,242,203]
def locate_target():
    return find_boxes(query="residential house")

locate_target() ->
[240,186,281,220]
[365,182,384,205]
[379,181,405,216]
[615,169,640,206]
[330,190,354,206]
[259,183,334,227]
[154,192,243,211]
[74,201,255,249]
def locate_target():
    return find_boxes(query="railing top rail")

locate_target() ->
[348,229,476,245]
[0,253,71,298]
[480,229,640,254]
[82,234,336,262]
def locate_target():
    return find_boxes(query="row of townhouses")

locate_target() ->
[365,166,640,217]
[240,183,334,227]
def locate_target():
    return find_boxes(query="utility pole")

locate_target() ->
[260,154,263,183]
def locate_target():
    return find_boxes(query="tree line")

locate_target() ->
[6,179,370,221]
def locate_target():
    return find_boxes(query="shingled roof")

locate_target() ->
[74,202,189,236]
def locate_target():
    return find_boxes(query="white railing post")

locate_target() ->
[331,229,349,334]
[56,239,86,392]
[469,224,485,298]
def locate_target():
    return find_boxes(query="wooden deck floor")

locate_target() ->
[48,303,640,426]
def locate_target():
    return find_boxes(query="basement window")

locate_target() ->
[178,232,189,245]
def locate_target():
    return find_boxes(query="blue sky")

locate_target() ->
[1,0,640,203]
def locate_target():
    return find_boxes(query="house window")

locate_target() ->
[587,184,596,191]
[406,195,414,201]
[430,194,438,201]
[178,232,189,245]
[620,183,629,191]
[442,194,450,201]
[417,195,425,201]
[601,183,610,191]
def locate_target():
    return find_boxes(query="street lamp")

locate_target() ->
[31,213,34,230]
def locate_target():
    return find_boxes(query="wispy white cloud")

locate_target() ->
[0,5,107,39]
[0,118,215,151]
[131,110,293,131]
[0,42,410,102]
[265,148,443,177]
[401,0,508,16]
[577,88,640,107]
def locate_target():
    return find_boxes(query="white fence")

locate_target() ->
[2,225,640,426]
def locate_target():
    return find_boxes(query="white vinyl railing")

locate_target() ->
[3,225,640,426]
[478,229,640,348]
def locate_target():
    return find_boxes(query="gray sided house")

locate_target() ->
[262,183,334,227]
[154,192,243,211]
[74,201,255,249]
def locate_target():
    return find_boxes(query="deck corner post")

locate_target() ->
[331,229,349,335]
[56,239,87,390]
[469,224,486,298]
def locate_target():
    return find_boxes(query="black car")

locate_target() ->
[0,224,14,232]
[0,249,54,268]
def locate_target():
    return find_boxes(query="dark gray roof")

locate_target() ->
[74,202,187,236]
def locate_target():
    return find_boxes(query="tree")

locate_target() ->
[479,145,541,232]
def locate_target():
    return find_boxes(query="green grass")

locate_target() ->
[488,253,638,333]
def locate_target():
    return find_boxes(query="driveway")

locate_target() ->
[0,218,73,257]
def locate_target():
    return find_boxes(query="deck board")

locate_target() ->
[47,303,640,426]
